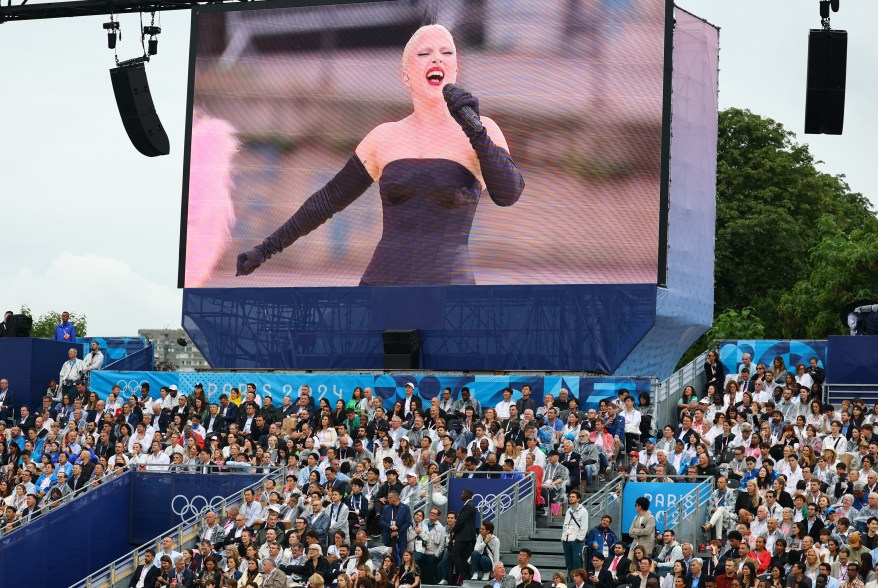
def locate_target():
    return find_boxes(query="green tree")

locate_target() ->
[676,108,877,369]
[20,305,88,339]
[778,215,878,337]
[715,108,874,334]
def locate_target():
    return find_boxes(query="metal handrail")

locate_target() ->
[68,466,287,588]
[655,477,714,532]
[490,470,536,549]
[656,350,709,429]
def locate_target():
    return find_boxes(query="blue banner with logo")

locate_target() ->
[621,481,700,532]
[718,340,827,378]
[448,477,518,523]
[91,371,653,411]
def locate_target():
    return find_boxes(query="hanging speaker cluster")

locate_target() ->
[109,62,170,156]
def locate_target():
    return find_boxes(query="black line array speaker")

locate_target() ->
[382,330,421,370]
[7,314,32,337]
[805,29,847,135]
[109,63,170,156]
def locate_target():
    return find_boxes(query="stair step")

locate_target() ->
[530,527,561,539]
[515,539,562,553]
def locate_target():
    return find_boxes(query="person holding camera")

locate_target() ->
[59,348,85,401]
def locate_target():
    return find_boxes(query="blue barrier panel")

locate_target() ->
[718,340,827,378]
[447,477,516,523]
[621,481,699,531]
[93,372,654,412]
[79,336,150,364]
[128,472,266,543]
[827,336,878,385]
[0,338,71,413]
[0,473,132,588]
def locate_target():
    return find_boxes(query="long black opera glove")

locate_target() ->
[236,155,374,276]
[444,85,525,207]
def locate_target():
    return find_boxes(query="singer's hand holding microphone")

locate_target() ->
[442,84,484,139]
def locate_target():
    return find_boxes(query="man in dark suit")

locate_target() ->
[129,549,160,588]
[0,378,13,423]
[68,463,90,493]
[607,542,631,586]
[170,556,195,588]
[218,394,238,425]
[451,489,478,586]
[379,491,413,565]
[589,553,614,588]
[203,404,226,437]
[803,504,825,541]
[625,557,659,588]
[16,405,35,433]
[685,558,706,588]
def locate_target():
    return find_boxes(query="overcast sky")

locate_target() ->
[0,1,874,336]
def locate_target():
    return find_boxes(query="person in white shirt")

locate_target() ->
[83,342,104,380]
[59,348,85,395]
[495,388,514,420]
[146,441,170,471]
[154,537,182,568]
[785,454,804,494]
[795,364,815,390]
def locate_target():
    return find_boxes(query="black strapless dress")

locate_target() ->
[359,158,482,286]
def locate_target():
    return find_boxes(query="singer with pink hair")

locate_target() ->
[236,24,524,286]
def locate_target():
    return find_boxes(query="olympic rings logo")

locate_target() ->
[171,494,225,521]
[471,493,515,517]
[115,379,151,399]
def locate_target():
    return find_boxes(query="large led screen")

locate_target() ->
[181,0,668,288]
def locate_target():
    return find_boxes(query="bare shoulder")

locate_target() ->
[356,121,406,179]
[480,116,510,152]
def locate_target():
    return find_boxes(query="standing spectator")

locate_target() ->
[58,348,85,400]
[0,379,13,423]
[0,311,12,337]
[83,341,104,384]
[562,490,589,575]
[380,491,413,565]
[704,350,724,396]
[451,489,478,585]
[54,311,77,343]
[628,497,656,559]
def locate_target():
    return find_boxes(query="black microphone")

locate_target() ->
[442,84,483,133]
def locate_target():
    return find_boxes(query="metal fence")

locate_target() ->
[656,350,708,430]
[69,467,288,588]
[582,474,625,539]
[825,383,878,405]
[654,477,714,547]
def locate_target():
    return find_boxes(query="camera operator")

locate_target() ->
[59,348,85,400]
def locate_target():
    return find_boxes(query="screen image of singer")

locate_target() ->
[180,0,668,288]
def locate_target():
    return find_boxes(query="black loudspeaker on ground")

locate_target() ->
[805,29,847,135]
[109,63,170,156]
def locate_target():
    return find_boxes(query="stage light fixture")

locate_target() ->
[143,24,160,55]
[103,18,119,49]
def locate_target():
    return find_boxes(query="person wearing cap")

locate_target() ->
[638,438,658,470]
[402,381,419,418]
[625,450,641,482]
[400,471,422,504]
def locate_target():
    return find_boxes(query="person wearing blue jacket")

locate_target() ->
[380,491,413,564]
[54,312,77,343]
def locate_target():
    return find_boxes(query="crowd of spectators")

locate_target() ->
[584,353,878,588]
[0,370,623,588]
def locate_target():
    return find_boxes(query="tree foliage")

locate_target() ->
[778,216,878,337]
[677,108,877,369]
[714,108,875,335]
[20,305,88,339]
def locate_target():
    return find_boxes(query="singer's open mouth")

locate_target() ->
[425,67,445,86]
